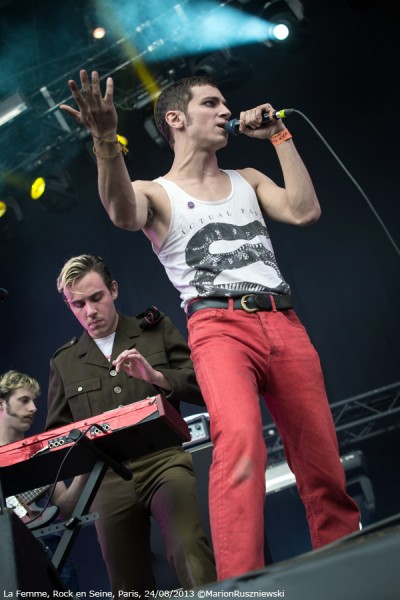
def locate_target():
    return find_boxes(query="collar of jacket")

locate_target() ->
[76,313,142,364]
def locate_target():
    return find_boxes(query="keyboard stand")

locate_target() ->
[24,431,132,573]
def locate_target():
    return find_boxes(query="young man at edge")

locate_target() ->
[0,369,85,591]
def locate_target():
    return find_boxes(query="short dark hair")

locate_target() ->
[57,254,113,300]
[154,75,218,147]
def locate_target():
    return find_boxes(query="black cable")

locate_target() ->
[25,424,106,526]
[291,109,400,260]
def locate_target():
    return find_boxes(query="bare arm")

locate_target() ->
[60,70,149,231]
[239,102,321,226]
[52,475,89,520]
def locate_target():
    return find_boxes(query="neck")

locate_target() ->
[0,424,23,446]
[169,146,220,181]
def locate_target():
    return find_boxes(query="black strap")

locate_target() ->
[187,294,292,318]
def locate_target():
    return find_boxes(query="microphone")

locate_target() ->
[225,108,294,136]
[0,288,9,302]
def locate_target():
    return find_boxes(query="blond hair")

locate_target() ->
[0,370,40,402]
[57,254,113,299]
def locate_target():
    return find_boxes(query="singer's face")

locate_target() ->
[185,85,231,147]
[0,387,38,436]
[64,270,119,339]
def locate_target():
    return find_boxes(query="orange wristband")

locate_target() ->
[270,129,292,146]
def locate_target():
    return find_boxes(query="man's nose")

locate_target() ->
[220,105,232,119]
[86,302,97,316]
[29,402,37,414]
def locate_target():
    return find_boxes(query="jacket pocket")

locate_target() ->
[143,350,169,368]
[65,377,105,421]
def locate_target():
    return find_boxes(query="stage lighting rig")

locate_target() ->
[0,195,23,244]
[0,92,29,128]
[193,49,253,90]
[29,167,78,213]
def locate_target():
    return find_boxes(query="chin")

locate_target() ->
[217,134,229,147]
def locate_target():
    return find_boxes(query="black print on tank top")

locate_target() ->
[185,221,289,296]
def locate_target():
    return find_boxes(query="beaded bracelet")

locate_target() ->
[92,135,129,159]
[270,129,292,147]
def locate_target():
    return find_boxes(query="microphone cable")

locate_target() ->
[289,108,400,260]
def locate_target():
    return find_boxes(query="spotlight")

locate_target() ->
[29,168,78,212]
[271,22,290,41]
[83,10,107,42]
[92,26,106,40]
[267,12,295,44]
[30,177,46,200]
[0,201,6,218]
[260,0,308,48]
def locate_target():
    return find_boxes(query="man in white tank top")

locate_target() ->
[59,72,360,582]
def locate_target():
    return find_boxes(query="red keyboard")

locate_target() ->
[0,395,190,497]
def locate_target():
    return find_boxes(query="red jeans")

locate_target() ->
[187,300,360,581]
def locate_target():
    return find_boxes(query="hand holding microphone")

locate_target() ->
[225,104,294,136]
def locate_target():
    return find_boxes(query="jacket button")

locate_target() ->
[78,386,83,392]
[114,386,122,394]
[110,369,117,377]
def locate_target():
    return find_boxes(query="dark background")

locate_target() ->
[0,0,399,592]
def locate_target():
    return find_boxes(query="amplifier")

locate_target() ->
[265,449,366,494]
[183,412,210,447]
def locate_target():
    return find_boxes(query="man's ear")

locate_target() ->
[165,109,185,131]
[111,280,118,301]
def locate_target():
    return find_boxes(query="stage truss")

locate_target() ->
[264,381,400,464]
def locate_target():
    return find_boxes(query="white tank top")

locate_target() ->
[153,169,290,310]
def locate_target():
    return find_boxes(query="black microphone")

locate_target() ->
[225,108,294,136]
[0,288,9,302]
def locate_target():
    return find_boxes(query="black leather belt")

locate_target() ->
[187,294,293,318]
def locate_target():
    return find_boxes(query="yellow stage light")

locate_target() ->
[30,177,46,200]
[0,200,7,217]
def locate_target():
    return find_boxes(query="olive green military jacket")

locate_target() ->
[46,312,204,433]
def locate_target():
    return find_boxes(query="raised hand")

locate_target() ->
[239,102,285,140]
[60,70,118,139]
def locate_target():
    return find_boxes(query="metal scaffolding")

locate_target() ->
[263,382,400,464]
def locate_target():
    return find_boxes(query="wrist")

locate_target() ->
[92,133,128,160]
[270,129,292,147]
[151,372,172,392]
[93,132,118,143]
